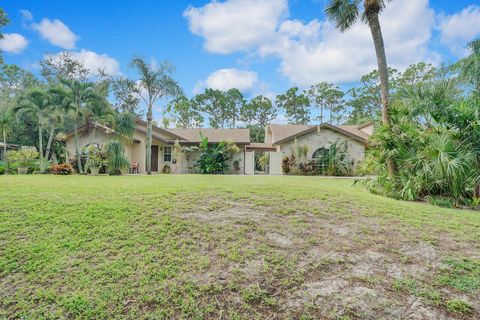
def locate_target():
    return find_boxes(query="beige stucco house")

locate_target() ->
[65,118,373,174]
[65,118,249,174]
[264,122,373,168]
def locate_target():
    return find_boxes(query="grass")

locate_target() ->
[0,175,479,319]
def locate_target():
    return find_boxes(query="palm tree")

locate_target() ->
[15,88,51,171]
[0,107,14,161]
[44,88,70,161]
[326,0,394,174]
[130,57,183,174]
[54,79,101,174]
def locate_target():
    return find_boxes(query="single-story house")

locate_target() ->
[264,122,373,166]
[65,118,249,174]
[65,118,373,174]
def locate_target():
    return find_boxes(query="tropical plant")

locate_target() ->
[50,163,74,175]
[195,136,238,174]
[316,141,352,176]
[53,79,102,174]
[363,79,480,206]
[84,144,107,173]
[15,88,50,171]
[44,87,70,160]
[7,147,39,173]
[130,57,183,174]
[114,111,136,143]
[282,154,296,174]
[326,0,394,175]
[296,144,309,162]
[258,153,270,171]
[106,140,129,175]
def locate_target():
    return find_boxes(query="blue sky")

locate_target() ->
[1,0,480,121]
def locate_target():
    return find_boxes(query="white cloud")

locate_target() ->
[260,0,437,85]
[438,5,480,57]
[199,68,259,92]
[0,33,28,53]
[33,18,78,49]
[184,0,288,54]
[185,0,440,86]
[45,50,121,77]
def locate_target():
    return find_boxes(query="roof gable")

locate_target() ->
[270,123,371,146]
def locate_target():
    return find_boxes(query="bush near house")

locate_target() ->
[284,141,353,176]
[363,81,480,208]
[50,163,75,175]
[196,136,239,174]
[6,147,39,174]
[106,141,129,175]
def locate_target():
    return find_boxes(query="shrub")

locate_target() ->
[196,136,238,174]
[299,160,318,175]
[5,161,18,175]
[0,161,5,175]
[258,153,269,171]
[364,81,480,207]
[6,147,39,172]
[315,141,352,176]
[68,155,87,174]
[84,144,107,172]
[282,154,296,174]
[51,163,74,175]
[106,141,129,175]
[162,164,171,174]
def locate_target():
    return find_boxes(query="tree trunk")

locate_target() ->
[2,128,6,161]
[38,122,45,173]
[45,126,56,160]
[366,8,395,176]
[74,119,83,174]
[146,104,153,175]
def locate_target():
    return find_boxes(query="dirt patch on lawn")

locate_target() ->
[174,196,479,319]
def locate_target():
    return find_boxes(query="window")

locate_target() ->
[163,146,172,162]
[312,147,328,159]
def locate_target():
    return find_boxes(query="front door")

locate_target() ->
[151,145,159,172]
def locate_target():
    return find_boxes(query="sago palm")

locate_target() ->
[130,57,183,174]
[325,0,394,174]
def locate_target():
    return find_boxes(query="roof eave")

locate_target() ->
[272,124,367,146]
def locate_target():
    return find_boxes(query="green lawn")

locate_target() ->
[1,175,479,319]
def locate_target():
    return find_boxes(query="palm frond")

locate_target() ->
[325,0,361,31]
